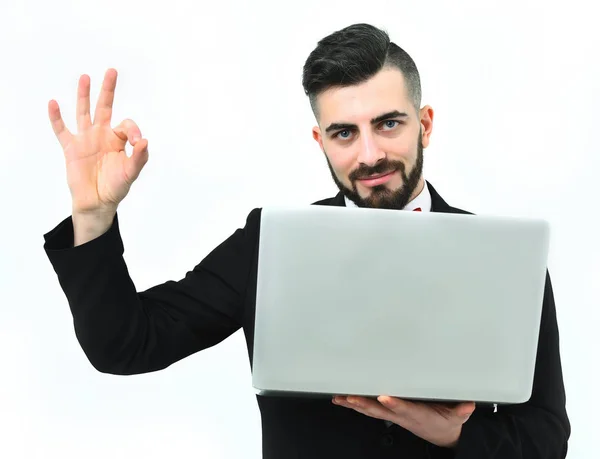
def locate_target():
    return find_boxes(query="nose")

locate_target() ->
[356,131,385,166]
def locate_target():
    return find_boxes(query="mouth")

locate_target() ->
[356,170,396,188]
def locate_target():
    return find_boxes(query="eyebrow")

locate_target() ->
[324,110,409,134]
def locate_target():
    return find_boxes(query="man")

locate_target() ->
[44,23,570,458]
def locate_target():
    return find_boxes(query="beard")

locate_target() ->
[326,134,424,210]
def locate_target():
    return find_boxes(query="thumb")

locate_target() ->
[124,138,149,183]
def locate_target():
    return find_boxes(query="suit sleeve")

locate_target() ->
[43,209,261,375]
[454,272,571,458]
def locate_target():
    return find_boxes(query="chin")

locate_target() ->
[361,183,401,198]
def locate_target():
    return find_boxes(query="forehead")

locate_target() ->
[316,67,412,125]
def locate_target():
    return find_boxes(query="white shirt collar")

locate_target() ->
[343,180,431,212]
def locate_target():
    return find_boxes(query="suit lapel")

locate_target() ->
[330,192,346,207]
[426,181,453,213]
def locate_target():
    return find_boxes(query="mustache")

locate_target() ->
[348,160,406,181]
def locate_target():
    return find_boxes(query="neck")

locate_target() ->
[409,177,426,203]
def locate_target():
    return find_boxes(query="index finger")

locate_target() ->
[93,68,118,125]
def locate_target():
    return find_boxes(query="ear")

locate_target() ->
[419,105,434,148]
[312,126,325,152]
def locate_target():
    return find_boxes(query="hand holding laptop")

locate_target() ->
[333,395,476,448]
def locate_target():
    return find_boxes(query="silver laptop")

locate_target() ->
[251,205,550,404]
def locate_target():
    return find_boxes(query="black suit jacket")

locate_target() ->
[43,181,570,458]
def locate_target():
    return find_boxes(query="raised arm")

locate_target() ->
[44,69,261,374]
[44,208,260,375]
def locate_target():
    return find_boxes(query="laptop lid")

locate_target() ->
[251,205,549,404]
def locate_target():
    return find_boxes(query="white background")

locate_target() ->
[0,0,597,457]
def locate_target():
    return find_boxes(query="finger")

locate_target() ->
[93,68,118,125]
[113,118,142,145]
[76,74,92,131]
[380,397,473,420]
[453,402,476,420]
[334,396,396,422]
[48,99,73,150]
[378,396,419,415]
[124,138,149,184]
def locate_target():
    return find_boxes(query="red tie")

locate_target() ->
[413,207,422,212]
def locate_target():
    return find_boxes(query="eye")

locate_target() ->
[381,120,400,130]
[335,129,353,140]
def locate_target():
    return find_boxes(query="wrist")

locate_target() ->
[72,208,117,246]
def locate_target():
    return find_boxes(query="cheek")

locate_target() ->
[326,147,355,175]
[384,139,413,159]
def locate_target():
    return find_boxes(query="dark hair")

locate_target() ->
[302,23,422,117]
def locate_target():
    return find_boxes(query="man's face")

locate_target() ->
[312,67,434,209]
